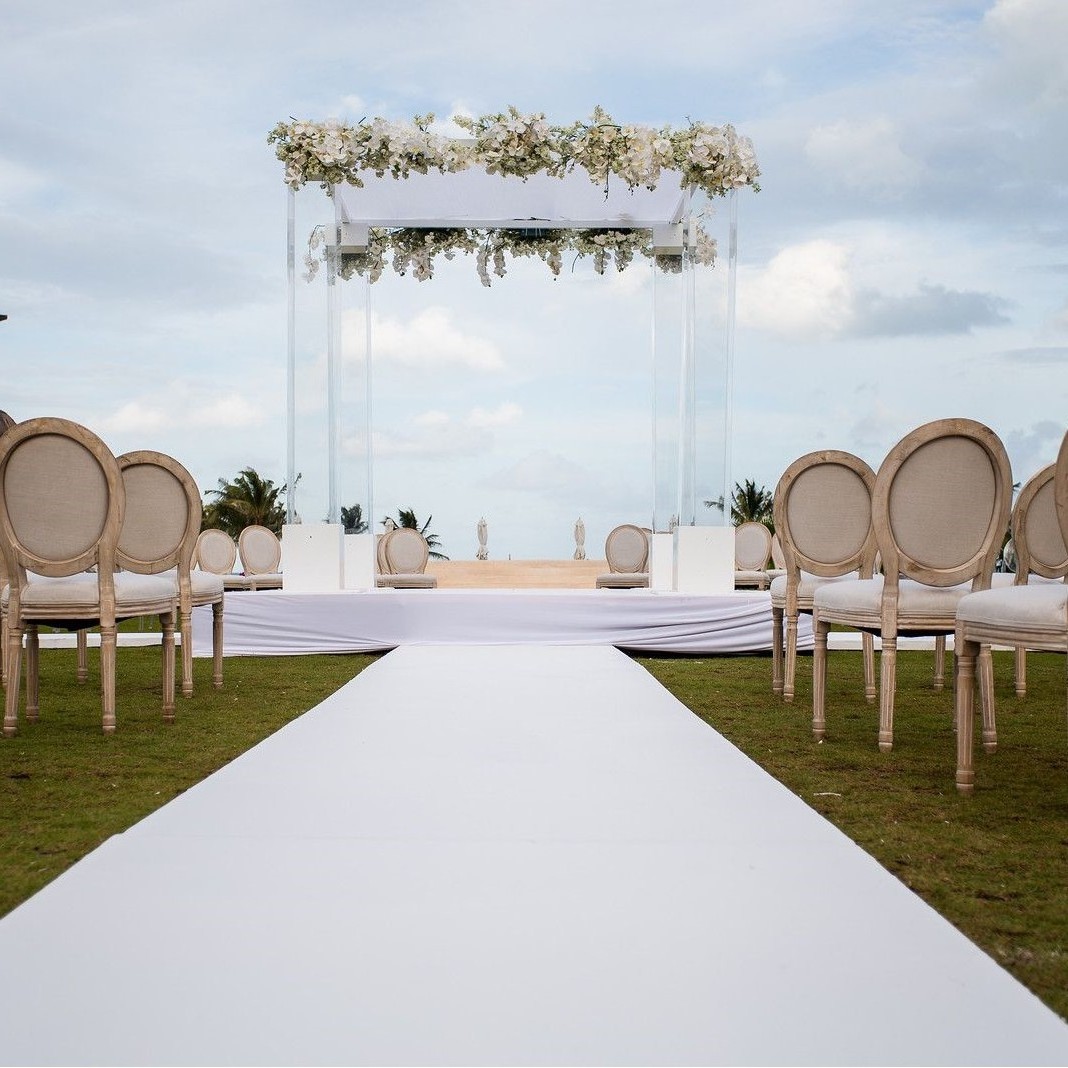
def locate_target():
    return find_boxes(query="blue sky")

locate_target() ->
[3,0,1067,559]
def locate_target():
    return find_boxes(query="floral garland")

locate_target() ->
[269,105,760,199]
[306,223,717,287]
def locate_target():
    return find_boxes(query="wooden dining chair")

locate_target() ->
[812,418,1012,752]
[954,431,1068,792]
[118,451,225,696]
[0,418,177,735]
[771,450,877,703]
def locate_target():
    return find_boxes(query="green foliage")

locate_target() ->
[340,503,368,535]
[382,508,449,560]
[203,467,288,537]
[704,479,776,530]
[729,478,774,529]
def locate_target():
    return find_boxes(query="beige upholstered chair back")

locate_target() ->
[384,528,429,574]
[874,419,1011,589]
[1011,464,1068,580]
[0,417,123,582]
[238,525,281,575]
[376,532,393,575]
[117,452,201,577]
[734,522,772,571]
[0,412,14,590]
[1056,431,1068,555]
[773,451,877,580]
[195,528,238,575]
[604,524,648,574]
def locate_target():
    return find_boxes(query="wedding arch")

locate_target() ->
[273,106,759,590]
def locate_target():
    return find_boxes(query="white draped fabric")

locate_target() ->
[191,589,804,657]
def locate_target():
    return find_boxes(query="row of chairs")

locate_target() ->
[0,417,226,735]
[195,526,283,590]
[768,418,1067,791]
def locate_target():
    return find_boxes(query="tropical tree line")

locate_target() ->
[201,468,448,558]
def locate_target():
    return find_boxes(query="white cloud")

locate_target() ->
[738,240,854,341]
[369,402,521,459]
[99,402,169,435]
[804,118,923,195]
[342,307,505,371]
[984,0,1068,106]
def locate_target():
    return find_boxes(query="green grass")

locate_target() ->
[639,648,1068,1020]
[1,643,1065,1021]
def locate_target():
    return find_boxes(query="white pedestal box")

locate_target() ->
[281,523,343,592]
[649,532,674,591]
[674,525,734,594]
[343,533,376,590]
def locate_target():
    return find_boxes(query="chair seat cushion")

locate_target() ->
[989,571,1064,588]
[957,583,1068,634]
[770,571,860,608]
[3,572,175,612]
[189,570,225,599]
[814,575,974,626]
[596,572,649,589]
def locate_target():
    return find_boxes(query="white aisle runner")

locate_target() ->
[0,646,1065,1066]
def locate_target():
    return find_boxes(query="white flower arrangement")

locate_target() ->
[315,223,717,287]
[279,106,749,286]
[269,105,760,199]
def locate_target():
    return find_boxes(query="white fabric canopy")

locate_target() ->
[335,167,690,229]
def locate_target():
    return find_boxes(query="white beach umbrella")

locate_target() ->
[574,517,586,560]
[476,517,488,560]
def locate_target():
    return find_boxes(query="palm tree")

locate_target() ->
[203,467,288,536]
[730,479,774,531]
[340,503,368,535]
[704,480,775,531]
[382,508,449,560]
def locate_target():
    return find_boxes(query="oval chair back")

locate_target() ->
[1012,464,1068,582]
[734,521,772,571]
[773,451,877,581]
[195,528,238,575]
[238,525,281,575]
[384,528,429,575]
[874,418,1011,591]
[605,524,648,574]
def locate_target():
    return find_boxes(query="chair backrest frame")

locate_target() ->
[195,528,238,575]
[0,417,124,621]
[1012,463,1068,582]
[774,450,877,586]
[1055,431,1068,562]
[873,418,1011,592]
[604,524,649,574]
[384,527,429,575]
[734,521,773,571]
[238,525,282,575]
[117,451,201,579]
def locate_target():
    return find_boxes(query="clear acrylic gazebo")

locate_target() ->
[276,110,757,590]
